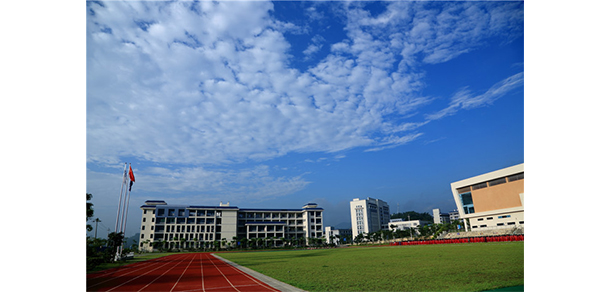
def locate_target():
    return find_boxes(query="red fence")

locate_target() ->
[390,234,524,246]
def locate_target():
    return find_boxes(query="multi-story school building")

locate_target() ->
[138,200,323,251]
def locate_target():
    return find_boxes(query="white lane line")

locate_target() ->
[200,253,206,292]
[133,254,192,292]
[106,253,184,292]
[211,254,278,291]
[207,253,240,291]
[87,255,181,289]
[170,253,197,292]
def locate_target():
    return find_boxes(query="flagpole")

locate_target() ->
[119,164,133,256]
[114,163,127,233]
[118,164,130,236]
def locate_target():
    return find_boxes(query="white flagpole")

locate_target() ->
[119,163,133,256]
[114,163,127,261]
[114,163,127,233]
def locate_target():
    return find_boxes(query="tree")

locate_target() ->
[354,233,364,244]
[87,193,94,232]
[391,211,433,222]
[231,236,238,248]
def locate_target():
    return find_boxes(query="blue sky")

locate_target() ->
[85,0,524,237]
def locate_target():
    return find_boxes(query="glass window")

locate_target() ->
[460,193,473,205]
[488,177,507,187]
[157,209,165,216]
[508,172,524,182]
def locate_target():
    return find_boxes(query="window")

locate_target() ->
[499,215,511,219]
[478,218,484,221]
[487,217,493,220]
[461,193,473,205]
[497,223,505,226]
[507,172,524,182]
[142,226,145,230]
[143,218,146,222]
[472,226,478,229]
[460,192,475,214]
[507,222,516,225]
[472,182,488,190]
[157,209,165,216]
[488,177,507,187]
[168,209,175,216]
[178,209,185,216]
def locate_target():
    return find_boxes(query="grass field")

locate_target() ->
[217,242,524,291]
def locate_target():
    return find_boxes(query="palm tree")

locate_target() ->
[231,236,238,248]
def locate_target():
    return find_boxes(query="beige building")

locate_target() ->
[450,163,524,231]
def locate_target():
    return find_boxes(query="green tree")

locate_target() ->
[391,211,433,222]
[87,193,94,232]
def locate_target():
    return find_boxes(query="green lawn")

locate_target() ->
[217,242,524,291]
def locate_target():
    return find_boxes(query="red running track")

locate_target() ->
[87,253,281,292]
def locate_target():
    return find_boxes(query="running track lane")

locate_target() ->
[87,253,281,292]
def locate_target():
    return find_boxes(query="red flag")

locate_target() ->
[129,165,135,182]
[129,165,135,191]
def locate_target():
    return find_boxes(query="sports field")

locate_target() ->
[217,242,524,291]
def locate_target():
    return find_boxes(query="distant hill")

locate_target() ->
[333,222,351,229]
[391,211,433,222]
[125,233,140,248]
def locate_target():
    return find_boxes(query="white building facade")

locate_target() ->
[139,200,323,251]
[349,197,390,239]
[432,208,451,224]
[325,226,353,245]
[388,218,428,233]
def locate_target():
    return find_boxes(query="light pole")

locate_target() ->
[94,218,101,238]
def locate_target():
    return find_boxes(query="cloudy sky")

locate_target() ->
[85,0,524,238]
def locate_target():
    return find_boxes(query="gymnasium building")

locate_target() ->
[450,163,524,232]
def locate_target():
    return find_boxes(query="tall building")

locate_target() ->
[139,200,323,251]
[349,197,390,239]
[432,208,450,224]
[450,163,524,232]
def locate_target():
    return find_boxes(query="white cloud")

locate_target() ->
[88,164,309,204]
[426,72,524,121]
[87,1,523,200]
